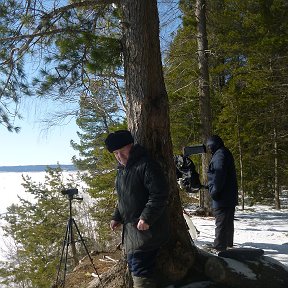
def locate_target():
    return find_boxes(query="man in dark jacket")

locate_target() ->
[206,135,238,252]
[105,130,169,288]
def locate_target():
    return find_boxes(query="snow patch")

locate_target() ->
[185,204,288,268]
[222,257,257,280]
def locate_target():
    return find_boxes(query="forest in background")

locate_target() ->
[165,0,288,208]
[1,0,288,287]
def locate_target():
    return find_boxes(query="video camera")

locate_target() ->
[61,188,83,200]
[174,144,207,193]
[183,144,206,157]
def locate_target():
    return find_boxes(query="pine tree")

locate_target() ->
[208,0,288,206]
[0,167,94,287]
[166,0,288,208]
[0,1,123,129]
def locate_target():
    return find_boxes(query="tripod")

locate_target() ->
[55,190,102,287]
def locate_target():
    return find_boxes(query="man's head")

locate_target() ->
[206,135,224,154]
[105,130,134,166]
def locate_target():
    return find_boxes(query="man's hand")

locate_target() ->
[110,220,121,231]
[137,219,149,231]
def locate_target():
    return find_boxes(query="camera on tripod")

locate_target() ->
[61,188,83,200]
[61,188,78,196]
[56,187,101,287]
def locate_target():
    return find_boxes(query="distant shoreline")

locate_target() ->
[0,165,77,173]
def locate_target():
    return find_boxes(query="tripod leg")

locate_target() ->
[63,218,73,286]
[69,218,79,266]
[72,218,103,284]
[56,218,72,287]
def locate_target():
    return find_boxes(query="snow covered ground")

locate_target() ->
[0,171,81,214]
[186,205,288,267]
[1,172,288,268]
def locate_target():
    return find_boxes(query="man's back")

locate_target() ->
[207,142,238,208]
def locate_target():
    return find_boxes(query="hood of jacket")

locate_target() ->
[206,135,224,154]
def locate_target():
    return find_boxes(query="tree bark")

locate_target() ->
[195,0,212,215]
[71,1,288,288]
[234,95,245,210]
[120,0,197,285]
[273,112,280,209]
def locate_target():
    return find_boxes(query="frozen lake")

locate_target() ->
[0,170,82,260]
[1,171,45,214]
[0,170,79,214]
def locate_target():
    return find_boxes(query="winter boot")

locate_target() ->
[132,275,157,288]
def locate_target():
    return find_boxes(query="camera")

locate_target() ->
[61,188,83,201]
[61,188,79,197]
[174,144,207,194]
[183,144,206,157]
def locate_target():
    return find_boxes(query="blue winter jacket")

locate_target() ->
[207,146,238,209]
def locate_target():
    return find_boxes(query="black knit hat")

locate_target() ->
[105,130,134,152]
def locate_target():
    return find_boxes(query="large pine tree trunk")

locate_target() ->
[82,2,199,287]
[68,2,288,287]
[120,1,197,285]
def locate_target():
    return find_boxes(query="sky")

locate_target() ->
[0,1,181,167]
[1,97,79,166]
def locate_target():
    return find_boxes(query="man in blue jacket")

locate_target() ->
[105,130,169,288]
[207,135,238,252]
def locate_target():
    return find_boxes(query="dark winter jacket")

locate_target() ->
[112,144,170,253]
[207,145,238,209]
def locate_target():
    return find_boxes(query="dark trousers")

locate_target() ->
[213,207,235,250]
[127,249,159,277]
